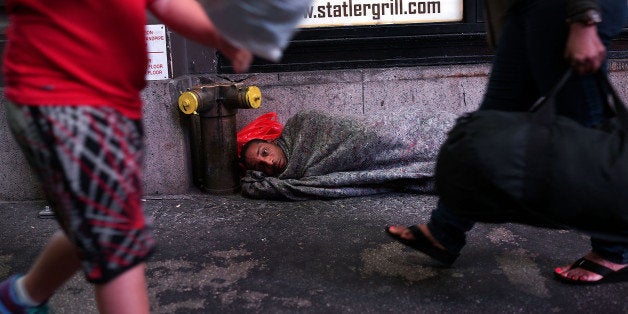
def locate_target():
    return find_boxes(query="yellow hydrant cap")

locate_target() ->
[245,86,262,109]
[178,91,200,114]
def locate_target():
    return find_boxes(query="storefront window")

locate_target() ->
[218,0,489,73]
[216,0,628,74]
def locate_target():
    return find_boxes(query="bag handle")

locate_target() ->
[528,69,573,113]
[528,69,628,130]
[596,71,628,128]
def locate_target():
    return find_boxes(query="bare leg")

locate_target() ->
[22,230,81,304]
[21,230,150,312]
[95,263,150,314]
[554,252,627,282]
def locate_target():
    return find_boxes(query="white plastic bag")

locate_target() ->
[200,0,311,62]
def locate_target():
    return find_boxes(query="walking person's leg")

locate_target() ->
[386,201,474,266]
[1,103,155,313]
[95,264,150,314]
[543,0,628,283]
[385,0,531,266]
[18,231,81,303]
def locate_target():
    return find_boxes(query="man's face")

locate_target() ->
[242,141,287,176]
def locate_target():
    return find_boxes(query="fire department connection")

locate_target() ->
[178,84,262,194]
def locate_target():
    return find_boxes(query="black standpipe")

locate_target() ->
[178,84,262,194]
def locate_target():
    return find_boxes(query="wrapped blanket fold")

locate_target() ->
[241,109,457,200]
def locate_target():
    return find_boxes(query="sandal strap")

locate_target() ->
[569,257,615,277]
[407,225,422,239]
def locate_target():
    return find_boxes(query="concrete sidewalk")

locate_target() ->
[1,192,626,313]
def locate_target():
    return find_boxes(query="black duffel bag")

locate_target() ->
[435,70,628,236]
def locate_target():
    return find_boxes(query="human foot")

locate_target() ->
[385,224,459,265]
[554,252,628,285]
[386,225,446,250]
[0,275,50,314]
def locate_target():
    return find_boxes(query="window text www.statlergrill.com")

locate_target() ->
[304,0,442,21]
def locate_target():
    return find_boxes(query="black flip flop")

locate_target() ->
[385,225,459,266]
[554,257,628,285]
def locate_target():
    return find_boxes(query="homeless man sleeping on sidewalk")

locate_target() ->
[239,109,457,201]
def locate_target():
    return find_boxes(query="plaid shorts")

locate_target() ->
[5,102,155,284]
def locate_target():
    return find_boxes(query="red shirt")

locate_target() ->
[3,0,155,119]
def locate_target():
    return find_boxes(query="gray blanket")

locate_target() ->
[241,109,456,200]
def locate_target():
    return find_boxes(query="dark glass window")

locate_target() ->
[217,0,628,74]
[219,0,490,73]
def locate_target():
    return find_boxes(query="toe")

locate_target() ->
[386,225,405,235]
[554,266,568,275]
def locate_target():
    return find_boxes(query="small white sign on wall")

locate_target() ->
[145,24,169,81]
